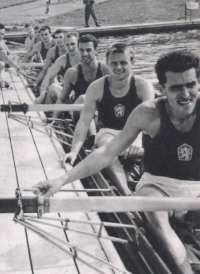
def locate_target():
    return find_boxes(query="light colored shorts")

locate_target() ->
[95,128,120,144]
[136,172,200,198]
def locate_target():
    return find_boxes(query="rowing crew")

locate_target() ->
[34,48,200,274]
[2,21,200,273]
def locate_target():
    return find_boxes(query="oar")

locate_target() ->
[2,196,200,214]
[0,103,84,113]
[5,40,24,46]
[20,63,45,68]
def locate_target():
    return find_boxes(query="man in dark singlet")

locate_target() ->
[26,26,56,63]
[35,32,80,104]
[35,49,200,274]
[34,29,67,90]
[23,25,41,63]
[0,23,26,85]
[64,43,155,196]
[52,34,109,120]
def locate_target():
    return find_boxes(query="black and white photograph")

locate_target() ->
[1,0,200,273]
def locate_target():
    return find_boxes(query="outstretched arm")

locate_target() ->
[40,56,64,94]
[33,103,149,196]
[26,42,41,62]
[66,80,102,164]
[35,48,55,87]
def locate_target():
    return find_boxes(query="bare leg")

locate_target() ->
[96,133,132,196]
[137,186,193,274]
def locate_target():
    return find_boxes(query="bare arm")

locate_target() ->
[52,68,76,119]
[36,48,55,87]
[40,56,65,94]
[34,102,159,196]
[71,79,103,155]
[26,42,41,61]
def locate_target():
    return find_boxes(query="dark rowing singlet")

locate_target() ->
[40,40,56,61]
[143,97,200,180]
[59,54,72,78]
[72,62,103,100]
[52,45,60,63]
[97,76,142,130]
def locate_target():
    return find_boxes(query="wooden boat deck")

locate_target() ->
[0,69,126,274]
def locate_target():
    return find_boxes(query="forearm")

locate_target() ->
[40,74,52,94]
[71,122,89,154]
[36,69,47,86]
[61,145,111,186]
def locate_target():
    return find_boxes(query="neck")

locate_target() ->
[82,58,98,70]
[109,73,131,89]
[166,102,196,132]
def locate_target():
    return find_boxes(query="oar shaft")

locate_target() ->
[1,196,200,214]
[20,63,44,68]
[0,103,84,113]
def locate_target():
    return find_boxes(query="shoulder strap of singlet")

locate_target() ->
[96,62,102,78]
[66,53,71,67]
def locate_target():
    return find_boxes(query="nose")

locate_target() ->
[181,85,190,97]
[116,63,122,70]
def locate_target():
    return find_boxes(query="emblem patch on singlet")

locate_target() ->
[177,144,193,161]
[114,104,125,117]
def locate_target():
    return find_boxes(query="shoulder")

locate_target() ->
[133,74,155,100]
[34,41,42,49]
[47,46,56,56]
[54,54,66,65]
[99,61,109,75]
[86,76,106,101]
[64,65,78,83]
[128,99,160,133]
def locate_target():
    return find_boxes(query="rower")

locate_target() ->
[63,43,155,196]
[22,25,42,63]
[35,49,200,274]
[52,34,109,135]
[26,26,56,63]
[35,32,80,104]
[33,29,67,92]
[0,23,26,86]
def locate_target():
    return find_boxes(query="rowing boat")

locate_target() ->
[2,52,200,273]
[0,68,130,274]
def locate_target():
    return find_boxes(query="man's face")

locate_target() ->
[40,29,51,43]
[55,32,65,47]
[34,29,41,39]
[65,36,78,56]
[26,26,34,36]
[107,51,133,81]
[0,29,5,42]
[79,42,96,64]
[163,68,199,118]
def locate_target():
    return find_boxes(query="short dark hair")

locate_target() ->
[54,29,66,36]
[39,26,51,33]
[78,34,98,49]
[25,23,31,28]
[65,31,79,40]
[34,26,40,31]
[155,50,200,86]
[106,43,134,62]
[0,24,5,30]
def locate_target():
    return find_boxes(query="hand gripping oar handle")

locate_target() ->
[0,102,28,113]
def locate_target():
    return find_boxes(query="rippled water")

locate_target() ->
[12,28,200,81]
[97,29,200,80]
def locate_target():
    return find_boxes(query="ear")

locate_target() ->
[157,83,166,95]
